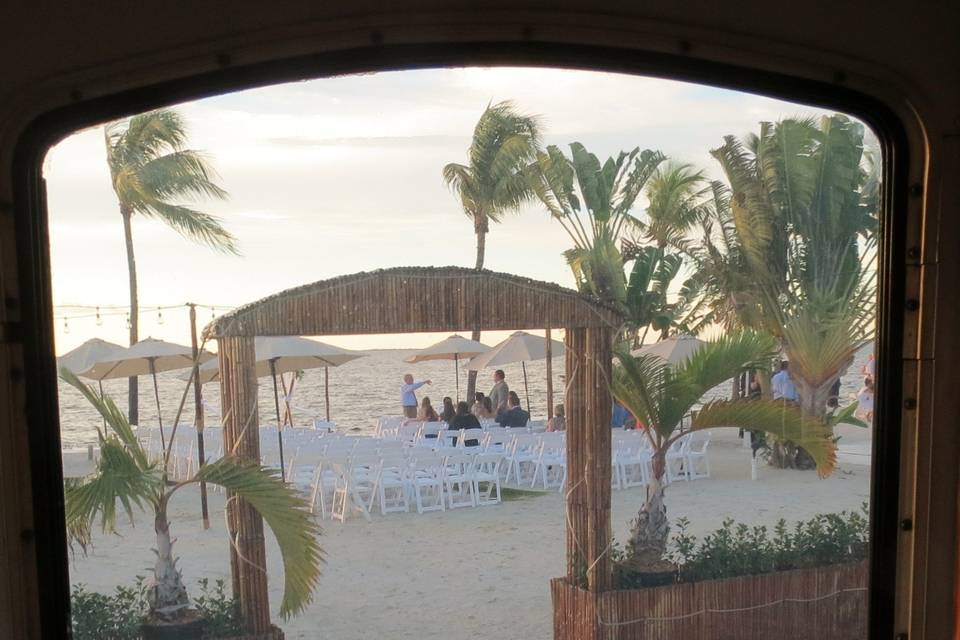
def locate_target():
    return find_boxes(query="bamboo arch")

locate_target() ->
[204,266,621,635]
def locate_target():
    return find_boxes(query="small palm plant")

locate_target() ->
[611,332,847,569]
[61,368,322,626]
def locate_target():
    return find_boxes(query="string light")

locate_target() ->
[157,309,164,325]
[125,313,131,330]
[95,306,102,326]
[63,317,69,334]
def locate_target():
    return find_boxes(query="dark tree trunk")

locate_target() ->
[122,207,139,424]
[465,225,486,401]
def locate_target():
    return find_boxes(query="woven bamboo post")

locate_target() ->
[545,326,554,419]
[218,335,272,635]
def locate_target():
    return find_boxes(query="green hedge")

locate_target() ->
[71,578,242,640]
[614,504,869,588]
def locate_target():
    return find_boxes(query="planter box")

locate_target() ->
[551,560,868,640]
[222,625,285,640]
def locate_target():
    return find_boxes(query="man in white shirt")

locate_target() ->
[400,373,431,418]
[771,361,798,402]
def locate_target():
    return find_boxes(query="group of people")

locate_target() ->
[400,369,532,435]
[765,353,875,425]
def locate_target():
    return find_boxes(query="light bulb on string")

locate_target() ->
[157,309,164,325]
[126,313,131,330]
[63,317,69,334]
[95,306,102,326]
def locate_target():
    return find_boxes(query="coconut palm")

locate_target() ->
[710,114,878,421]
[61,368,321,623]
[531,142,666,302]
[442,100,542,400]
[105,109,237,423]
[611,332,844,567]
[634,162,711,250]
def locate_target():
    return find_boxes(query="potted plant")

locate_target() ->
[61,368,323,638]
[610,332,859,582]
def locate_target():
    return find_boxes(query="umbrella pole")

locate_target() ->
[522,360,531,412]
[545,328,554,419]
[97,381,106,428]
[150,359,167,458]
[324,367,331,423]
[269,360,286,482]
[454,353,459,402]
[189,303,210,530]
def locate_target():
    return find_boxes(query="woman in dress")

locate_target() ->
[417,396,439,422]
[440,396,457,424]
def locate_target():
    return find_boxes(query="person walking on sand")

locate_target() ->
[489,369,509,413]
[401,374,431,418]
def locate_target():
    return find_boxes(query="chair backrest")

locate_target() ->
[688,431,710,454]
[398,421,422,443]
[457,428,484,448]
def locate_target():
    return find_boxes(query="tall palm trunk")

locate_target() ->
[465,223,487,401]
[121,207,139,424]
[627,453,669,566]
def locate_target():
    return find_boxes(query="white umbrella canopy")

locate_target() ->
[194,336,365,384]
[465,331,565,411]
[57,338,127,380]
[84,337,214,380]
[404,334,489,401]
[465,331,564,370]
[404,334,489,363]
[631,334,706,366]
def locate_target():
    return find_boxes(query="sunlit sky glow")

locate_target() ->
[45,66,841,354]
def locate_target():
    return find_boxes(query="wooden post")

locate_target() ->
[563,326,614,640]
[218,335,271,635]
[324,366,331,422]
[545,327,554,419]
[188,304,210,530]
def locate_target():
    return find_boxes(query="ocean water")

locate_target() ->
[56,346,873,451]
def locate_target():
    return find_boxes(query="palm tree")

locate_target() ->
[105,109,237,423]
[710,115,878,422]
[531,142,666,302]
[442,101,542,399]
[61,367,321,623]
[611,332,845,567]
[635,162,711,250]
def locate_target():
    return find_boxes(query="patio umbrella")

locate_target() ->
[631,334,706,366]
[196,336,365,480]
[85,338,214,454]
[57,338,127,426]
[403,334,488,401]
[465,331,565,411]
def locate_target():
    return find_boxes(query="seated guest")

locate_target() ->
[470,392,485,417]
[417,396,439,422]
[478,396,496,419]
[496,391,530,428]
[611,401,630,429]
[449,401,482,446]
[546,404,566,432]
[440,396,456,424]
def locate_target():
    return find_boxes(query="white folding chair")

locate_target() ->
[443,453,476,509]
[457,427,484,449]
[376,454,411,514]
[685,431,711,480]
[409,453,446,514]
[504,434,540,485]
[472,452,503,506]
[531,434,566,490]
[665,435,692,483]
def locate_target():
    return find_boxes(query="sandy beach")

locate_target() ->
[64,426,871,640]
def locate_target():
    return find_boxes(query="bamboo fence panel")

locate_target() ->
[205,267,622,338]
[552,560,868,640]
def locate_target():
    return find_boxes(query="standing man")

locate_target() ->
[401,373,431,418]
[488,369,509,413]
[771,360,798,402]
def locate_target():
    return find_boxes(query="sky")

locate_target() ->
[44,66,842,354]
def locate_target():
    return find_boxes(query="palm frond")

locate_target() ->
[137,201,239,254]
[191,457,324,619]
[691,400,837,477]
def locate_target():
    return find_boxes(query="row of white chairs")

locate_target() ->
[311,449,505,521]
